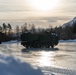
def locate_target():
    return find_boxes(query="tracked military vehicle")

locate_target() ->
[21,31,59,48]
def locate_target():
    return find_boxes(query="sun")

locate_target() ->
[28,0,58,11]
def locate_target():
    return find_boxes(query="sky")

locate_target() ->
[0,0,76,28]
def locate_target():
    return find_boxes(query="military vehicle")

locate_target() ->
[21,31,59,48]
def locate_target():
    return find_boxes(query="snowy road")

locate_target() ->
[0,41,76,75]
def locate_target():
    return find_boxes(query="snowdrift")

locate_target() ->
[59,39,76,42]
[0,53,44,75]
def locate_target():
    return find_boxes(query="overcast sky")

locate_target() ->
[0,0,76,28]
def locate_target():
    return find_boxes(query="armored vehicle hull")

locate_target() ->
[21,32,59,48]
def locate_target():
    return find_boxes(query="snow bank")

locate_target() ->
[2,40,20,44]
[0,53,44,75]
[59,39,76,42]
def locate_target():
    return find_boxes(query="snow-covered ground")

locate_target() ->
[2,40,20,44]
[59,39,76,42]
[1,40,44,75]
[0,40,76,75]
[0,53,43,75]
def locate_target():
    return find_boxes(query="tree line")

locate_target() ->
[0,22,76,42]
[0,23,38,42]
[54,21,76,40]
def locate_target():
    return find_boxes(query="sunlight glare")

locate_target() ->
[28,0,59,11]
[38,51,54,66]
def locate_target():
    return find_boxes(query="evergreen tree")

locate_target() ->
[8,23,12,36]
[0,26,2,32]
[16,25,20,40]
[31,24,35,33]
[22,23,28,32]
[2,23,7,34]
[72,22,76,34]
